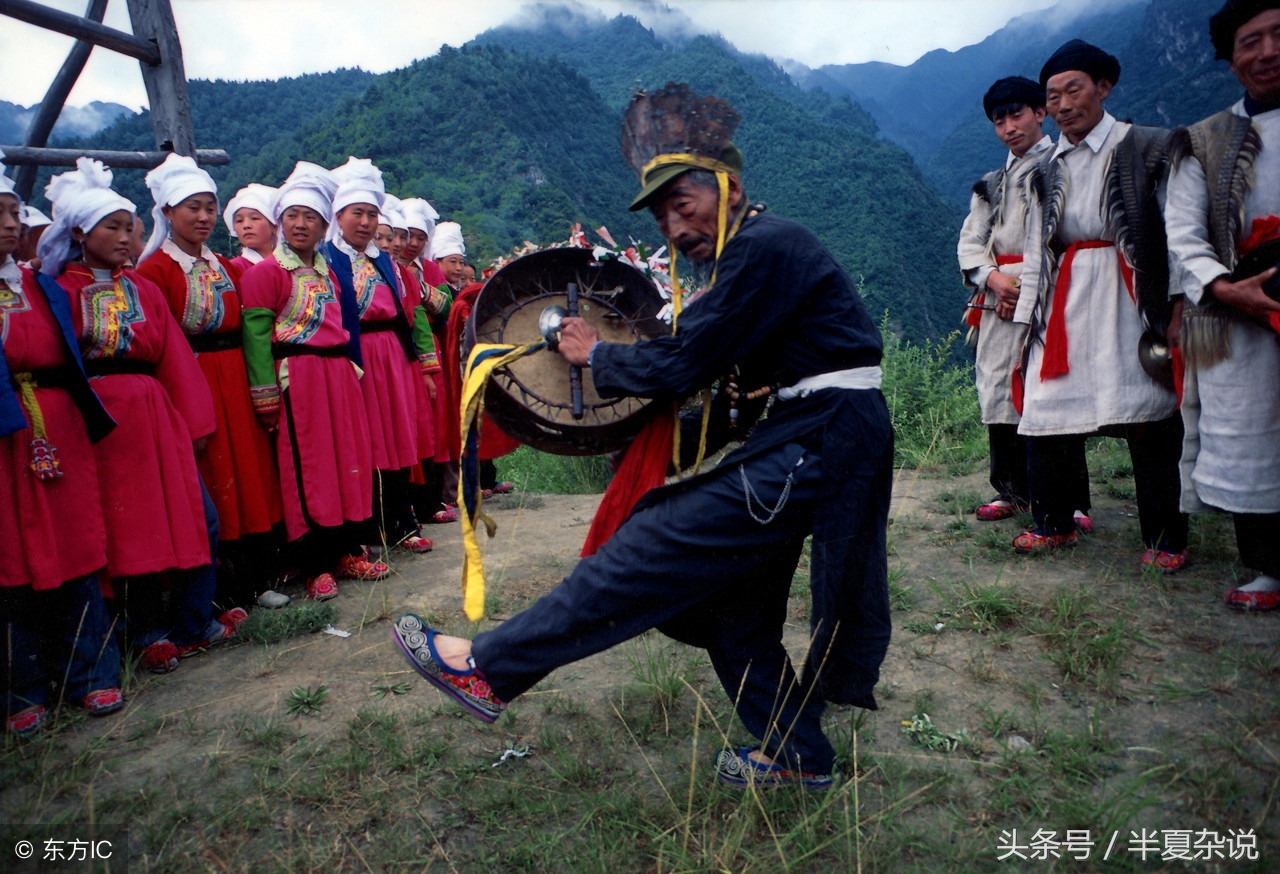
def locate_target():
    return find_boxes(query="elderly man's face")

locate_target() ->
[648,173,743,264]
[1045,71,1111,145]
[1232,9,1280,103]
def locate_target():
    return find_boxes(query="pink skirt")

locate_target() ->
[276,355,373,542]
[358,331,421,472]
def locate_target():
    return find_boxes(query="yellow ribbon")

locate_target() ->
[457,341,545,621]
[12,372,47,441]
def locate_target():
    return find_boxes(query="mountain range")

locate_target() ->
[12,0,1244,344]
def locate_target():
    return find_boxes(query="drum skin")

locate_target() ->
[466,248,671,455]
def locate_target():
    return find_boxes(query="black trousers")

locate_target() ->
[1027,415,1186,550]
[988,424,1028,505]
[471,397,894,774]
[1235,512,1280,577]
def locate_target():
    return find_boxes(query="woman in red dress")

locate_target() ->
[223,183,277,274]
[1,169,124,734]
[239,162,385,600]
[37,158,242,674]
[136,155,286,609]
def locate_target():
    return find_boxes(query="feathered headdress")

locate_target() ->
[621,82,741,212]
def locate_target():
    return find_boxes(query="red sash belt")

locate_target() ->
[1041,240,1134,380]
[966,254,1024,328]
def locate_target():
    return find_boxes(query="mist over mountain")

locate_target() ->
[0,99,133,145]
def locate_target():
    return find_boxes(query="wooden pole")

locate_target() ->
[0,0,162,65]
[0,145,229,169]
[14,0,110,201]
[126,0,195,155]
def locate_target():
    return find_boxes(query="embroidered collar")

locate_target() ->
[274,243,328,272]
[1053,111,1116,159]
[334,235,380,260]
[1006,135,1053,169]
[162,236,219,273]
[66,262,125,282]
[0,255,20,286]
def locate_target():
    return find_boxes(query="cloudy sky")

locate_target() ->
[2,0,1112,109]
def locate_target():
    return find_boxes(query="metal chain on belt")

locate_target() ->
[739,453,805,525]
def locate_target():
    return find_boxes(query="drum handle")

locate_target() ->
[567,282,585,420]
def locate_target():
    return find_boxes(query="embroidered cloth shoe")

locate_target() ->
[489,481,515,495]
[397,533,434,554]
[307,573,339,601]
[1012,529,1078,554]
[337,554,391,581]
[178,607,249,657]
[5,704,48,736]
[1073,511,1094,534]
[975,500,1019,521]
[428,506,458,524]
[392,614,506,723]
[82,688,124,717]
[714,747,836,790]
[1141,549,1189,574]
[140,639,180,674]
[1223,588,1280,611]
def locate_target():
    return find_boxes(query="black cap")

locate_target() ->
[1039,39,1121,88]
[1210,0,1280,60]
[983,76,1046,120]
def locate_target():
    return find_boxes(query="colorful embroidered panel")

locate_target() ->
[80,275,145,359]
[0,279,31,344]
[275,267,336,345]
[181,260,233,334]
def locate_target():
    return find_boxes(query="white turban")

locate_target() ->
[22,205,51,229]
[430,221,465,260]
[140,152,218,261]
[38,157,136,277]
[223,183,277,239]
[380,194,407,232]
[272,162,337,225]
[401,197,438,237]
[331,156,385,216]
[0,164,16,201]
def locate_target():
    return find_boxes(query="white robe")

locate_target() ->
[1164,100,1280,515]
[957,136,1050,425]
[1016,113,1178,436]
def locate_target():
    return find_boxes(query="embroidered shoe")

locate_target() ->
[1141,549,1189,574]
[392,614,506,723]
[82,688,125,717]
[177,608,249,658]
[489,481,516,495]
[307,573,339,601]
[140,640,180,674]
[713,747,836,790]
[5,704,48,736]
[1073,511,1094,534]
[397,533,434,554]
[1224,587,1280,611]
[1012,529,1078,554]
[427,506,458,524]
[337,554,391,581]
[975,500,1019,521]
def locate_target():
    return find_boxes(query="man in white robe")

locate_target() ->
[1014,40,1189,569]
[958,77,1092,528]
[1165,0,1280,610]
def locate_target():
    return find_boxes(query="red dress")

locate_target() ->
[136,244,282,541]
[444,281,520,462]
[395,263,437,463]
[0,265,108,590]
[240,250,373,542]
[60,263,216,577]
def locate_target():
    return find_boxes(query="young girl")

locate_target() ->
[1,169,123,734]
[38,158,239,674]
[322,158,431,555]
[239,162,384,600]
[136,155,287,610]
[223,183,278,273]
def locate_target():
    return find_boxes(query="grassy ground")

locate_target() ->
[2,441,1275,873]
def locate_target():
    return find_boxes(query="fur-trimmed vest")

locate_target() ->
[1170,109,1261,274]
[1031,124,1175,336]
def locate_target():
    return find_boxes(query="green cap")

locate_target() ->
[628,145,743,212]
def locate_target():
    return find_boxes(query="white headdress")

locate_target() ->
[430,221,465,260]
[401,197,438,237]
[141,153,218,261]
[380,194,408,232]
[272,162,337,225]
[38,157,135,276]
[223,183,277,239]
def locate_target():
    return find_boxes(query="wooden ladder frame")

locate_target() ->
[0,0,228,200]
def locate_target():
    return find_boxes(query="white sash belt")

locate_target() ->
[776,365,882,400]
